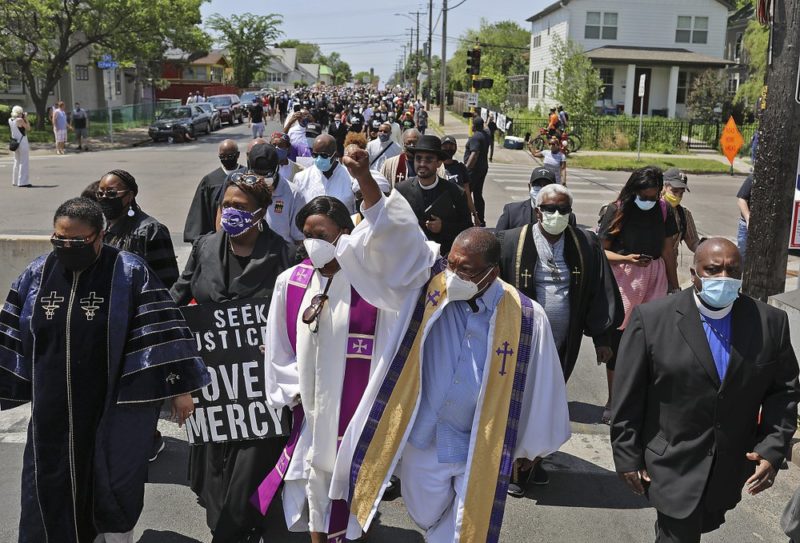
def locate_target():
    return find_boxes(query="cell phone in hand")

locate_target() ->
[638,254,653,261]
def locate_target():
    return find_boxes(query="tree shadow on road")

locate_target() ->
[137,530,202,543]
[522,453,650,510]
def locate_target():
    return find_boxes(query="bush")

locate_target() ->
[0,104,10,126]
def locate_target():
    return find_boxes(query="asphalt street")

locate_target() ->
[0,121,796,543]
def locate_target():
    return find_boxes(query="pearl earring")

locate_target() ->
[127,207,135,217]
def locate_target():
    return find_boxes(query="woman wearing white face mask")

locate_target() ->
[597,167,680,424]
[260,195,395,543]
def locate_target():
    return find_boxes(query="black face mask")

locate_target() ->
[55,244,99,272]
[98,197,125,220]
[442,149,456,159]
[220,158,239,170]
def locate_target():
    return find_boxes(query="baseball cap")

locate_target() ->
[305,122,322,138]
[530,167,556,185]
[441,135,457,146]
[663,167,690,191]
[247,143,279,175]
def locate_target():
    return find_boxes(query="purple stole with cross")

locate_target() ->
[251,260,378,542]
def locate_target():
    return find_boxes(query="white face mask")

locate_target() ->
[303,235,339,269]
[445,267,494,302]
[540,211,570,235]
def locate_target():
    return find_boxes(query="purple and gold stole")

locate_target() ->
[251,260,378,543]
[347,264,535,543]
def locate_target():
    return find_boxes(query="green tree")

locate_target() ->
[319,52,351,85]
[735,19,768,110]
[0,0,209,128]
[547,35,603,119]
[206,12,282,88]
[686,69,729,121]
[278,40,323,64]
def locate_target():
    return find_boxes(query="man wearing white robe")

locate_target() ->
[322,151,571,543]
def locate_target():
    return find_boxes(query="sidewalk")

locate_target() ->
[427,107,751,173]
[0,126,151,158]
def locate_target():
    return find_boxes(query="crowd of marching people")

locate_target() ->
[0,83,798,543]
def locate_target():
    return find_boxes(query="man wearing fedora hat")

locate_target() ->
[394,135,472,255]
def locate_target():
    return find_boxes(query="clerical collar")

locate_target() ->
[418,177,439,190]
[323,162,339,179]
[222,164,242,175]
[693,291,734,319]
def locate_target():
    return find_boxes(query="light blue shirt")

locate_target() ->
[408,280,505,463]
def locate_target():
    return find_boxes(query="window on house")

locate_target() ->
[599,68,614,101]
[114,69,121,94]
[266,72,285,83]
[211,67,223,82]
[734,33,743,61]
[676,16,708,44]
[728,73,740,95]
[74,65,89,81]
[585,11,618,39]
[542,68,548,98]
[676,71,695,103]
[531,71,540,98]
[1,61,24,93]
[533,35,542,48]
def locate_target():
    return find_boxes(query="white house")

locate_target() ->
[262,49,326,90]
[526,0,734,118]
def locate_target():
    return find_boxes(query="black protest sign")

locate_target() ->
[180,298,290,444]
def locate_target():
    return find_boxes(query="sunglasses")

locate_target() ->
[301,279,333,333]
[230,172,268,185]
[539,204,572,214]
[95,189,129,200]
[311,152,334,159]
[50,232,99,249]
[545,257,561,283]
[414,155,438,164]
[219,153,239,161]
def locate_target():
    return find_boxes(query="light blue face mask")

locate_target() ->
[314,155,334,172]
[530,186,542,205]
[697,276,742,308]
[635,196,657,211]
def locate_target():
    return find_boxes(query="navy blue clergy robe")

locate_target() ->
[0,245,210,542]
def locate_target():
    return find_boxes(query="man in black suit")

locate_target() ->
[611,238,799,542]
[395,134,471,255]
[328,111,348,156]
[496,167,576,230]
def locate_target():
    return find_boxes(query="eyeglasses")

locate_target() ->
[539,204,572,214]
[311,152,334,159]
[302,278,333,333]
[50,232,99,248]
[414,155,438,164]
[545,258,561,283]
[95,189,129,200]
[447,264,491,282]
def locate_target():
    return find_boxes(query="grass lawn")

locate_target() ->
[1,122,148,143]
[567,154,735,174]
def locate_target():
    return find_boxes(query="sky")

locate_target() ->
[199,0,551,83]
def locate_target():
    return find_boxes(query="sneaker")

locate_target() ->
[507,479,526,498]
[382,475,401,501]
[531,463,550,486]
[149,432,165,462]
[507,467,532,497]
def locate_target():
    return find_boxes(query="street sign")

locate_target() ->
[719,116,744,166]
[97,54,118,70]
[466,92,479,107]
[638,74,646,97]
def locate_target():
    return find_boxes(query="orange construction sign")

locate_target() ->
[719,116,744,166]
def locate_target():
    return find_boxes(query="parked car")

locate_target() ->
[148,105,211,142]
[208,94,244,125]
[196,102,222,131]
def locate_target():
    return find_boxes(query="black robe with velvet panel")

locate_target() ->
[496,223,624,381]
[0,245,209,543]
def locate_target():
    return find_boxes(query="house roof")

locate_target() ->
[527,0,736,22]
[191,51,228,66]
[298,63,320,77]
[728,2,754,25]
[585,46,733,66]
[319,65,333,76]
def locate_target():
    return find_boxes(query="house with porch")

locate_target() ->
[526,0,734,118]
[156,49,237,101]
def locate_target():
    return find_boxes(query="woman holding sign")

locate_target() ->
[171,154,294,543]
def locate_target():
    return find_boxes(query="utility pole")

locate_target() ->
[742,0,800,301]
[439,0,447,126]
[426,0,433,109]
[415,11,421,99]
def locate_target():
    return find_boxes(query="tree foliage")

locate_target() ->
[0,0,209,127]
[547,35,603,119]
[446,19,530,108]
[206,12,283,88]
[318,52,351,85]
[735,18,768,110]
[686,69,729,121]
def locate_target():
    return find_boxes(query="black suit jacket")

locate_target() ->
[495,199,578,230]
[328,120,348,155]
[611,289,799,518]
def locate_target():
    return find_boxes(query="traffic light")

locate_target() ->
[466,48,481,75]
[473,78,494,90]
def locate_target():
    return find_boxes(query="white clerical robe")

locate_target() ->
[293,163,356,214]
[328,191,571,536]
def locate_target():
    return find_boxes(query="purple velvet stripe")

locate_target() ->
[486,293,535,543]
[347,258,447,503]
[328,289,378,541]
[286,261,315,349]
[250,404,305,514]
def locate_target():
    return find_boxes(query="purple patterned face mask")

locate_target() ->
[220,207,262,237]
